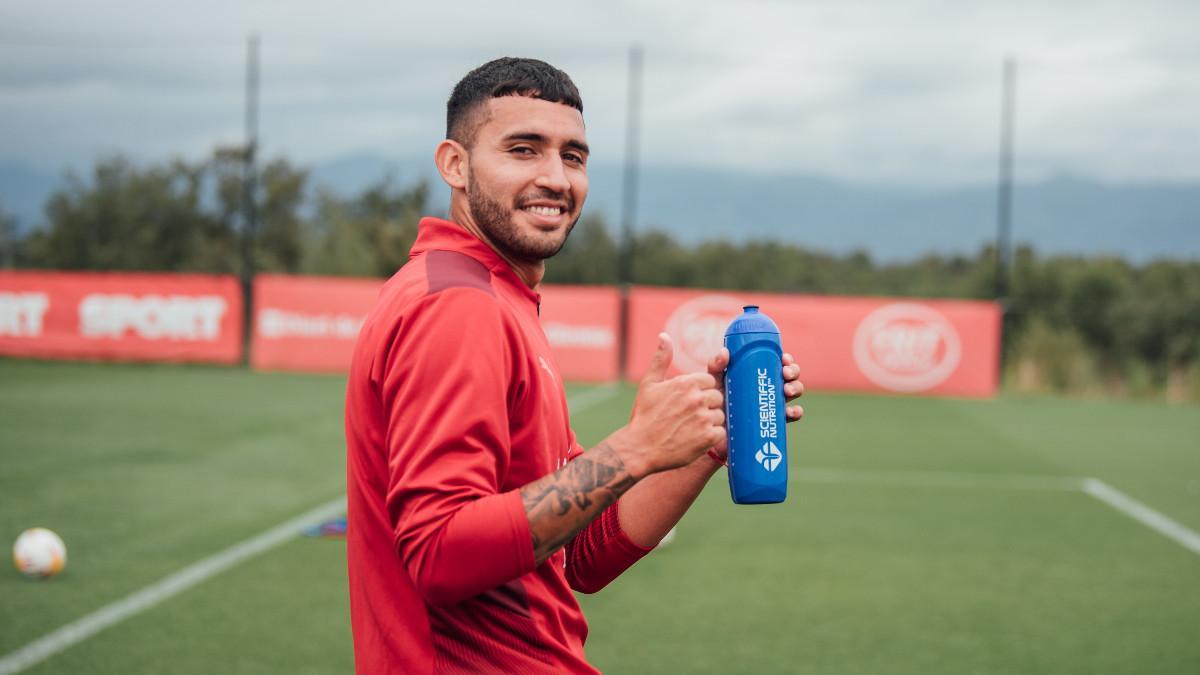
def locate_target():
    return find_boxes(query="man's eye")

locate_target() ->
[511,147,535,155]
[564,153,585,165]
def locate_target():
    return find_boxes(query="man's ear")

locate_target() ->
[435,139,469,190]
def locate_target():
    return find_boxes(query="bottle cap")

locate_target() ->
[724,305,780,336]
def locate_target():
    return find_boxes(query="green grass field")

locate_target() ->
[2,359,1198,674]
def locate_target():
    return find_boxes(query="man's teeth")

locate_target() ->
[524,206,562,216]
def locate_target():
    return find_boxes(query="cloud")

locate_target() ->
[0,0,1196,184]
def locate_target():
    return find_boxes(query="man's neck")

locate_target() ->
[447,202,545,289]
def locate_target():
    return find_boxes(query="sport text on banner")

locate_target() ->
[0,271,242,364]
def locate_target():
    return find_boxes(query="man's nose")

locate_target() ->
[534,156,571,194]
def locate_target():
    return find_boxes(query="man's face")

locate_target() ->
[464,96,589,262]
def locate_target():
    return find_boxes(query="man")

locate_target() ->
[344,57,804,674]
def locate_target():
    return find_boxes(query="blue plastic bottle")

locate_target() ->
[724,305,788,504]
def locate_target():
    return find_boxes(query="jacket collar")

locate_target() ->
[409,217,541,305]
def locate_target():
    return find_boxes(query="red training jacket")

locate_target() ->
[345,217,652,674]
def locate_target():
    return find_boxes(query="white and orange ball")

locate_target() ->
[13,528,67,579]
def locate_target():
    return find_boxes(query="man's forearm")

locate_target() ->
[520,441,637,565]
[616,453,722,547]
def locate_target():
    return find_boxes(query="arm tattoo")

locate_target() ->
[520,442,637,565]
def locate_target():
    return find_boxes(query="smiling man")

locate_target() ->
[344,57,804,674]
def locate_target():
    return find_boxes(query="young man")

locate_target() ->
[344,57,804,674]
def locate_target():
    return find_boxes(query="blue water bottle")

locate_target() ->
[724,305,788,504]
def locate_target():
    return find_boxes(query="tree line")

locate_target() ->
[4,154,1198,400]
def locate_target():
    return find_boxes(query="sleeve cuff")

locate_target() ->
[502,488,537,574]
[612,505,657,554]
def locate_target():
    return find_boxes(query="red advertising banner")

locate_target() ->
[539,284,620,382]
[251,274,381,373]
[626,287,1001,397]
[0,270,242,364]
[5,269,999,396]
[250,275,621,380]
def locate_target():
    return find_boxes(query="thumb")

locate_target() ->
[643,332,674,383]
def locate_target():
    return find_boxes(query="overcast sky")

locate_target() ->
[2,0,1197,185]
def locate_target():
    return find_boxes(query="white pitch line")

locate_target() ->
[792,467,1200,559]
[0,383,618,674]
[795,467,1084,492]
[0,496,347,675]
[1082,478,1200,557]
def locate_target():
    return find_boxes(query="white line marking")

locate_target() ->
[1082,478,1200,557]
[790,468,1200,558]
[566,384,619,415]
[0,384,618,673]
[795,467,1084,492]
[6,395,1188,672]
[0,496,347,675]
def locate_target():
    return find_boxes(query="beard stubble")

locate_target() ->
[466,178,578,262]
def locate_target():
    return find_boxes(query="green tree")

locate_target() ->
[256,159,308,273]
[1064,262,1127,354]
[23,153,312,276]
[302,177,427,277]
[25,156,225,272]
[544,214,617,284]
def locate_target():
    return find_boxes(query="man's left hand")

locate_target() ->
[703,349,805,462]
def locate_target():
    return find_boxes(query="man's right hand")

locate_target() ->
[611,333,726,479]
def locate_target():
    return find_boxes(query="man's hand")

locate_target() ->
[703,347,806,462]
[520,333,723,564]
[610,333,726,479]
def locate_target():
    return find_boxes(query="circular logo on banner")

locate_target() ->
[664,295,744,374]
[852,303,962,392]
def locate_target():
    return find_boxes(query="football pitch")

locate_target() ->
[1,359,1198,674]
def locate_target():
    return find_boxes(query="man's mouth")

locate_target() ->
[522,205,564,217]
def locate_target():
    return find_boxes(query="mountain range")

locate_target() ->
[4,155,1197,263]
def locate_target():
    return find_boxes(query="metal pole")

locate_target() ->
[240,33,260,365]
[994,57,1016,301]
[0,207,13,269]
[994,57,1017,380]
[616,44,643,380]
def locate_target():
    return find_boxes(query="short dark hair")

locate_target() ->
[446,57,583,146]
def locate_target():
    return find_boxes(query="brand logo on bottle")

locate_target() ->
[756,367,778,440]
[852,302,962,392]
[664,294,744,374]
[755,441,783,472]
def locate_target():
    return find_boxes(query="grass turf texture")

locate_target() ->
[1,359,1198,674]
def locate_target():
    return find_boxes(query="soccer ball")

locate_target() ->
[13,528,67,579]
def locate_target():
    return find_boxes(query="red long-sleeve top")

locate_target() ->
[345,218,652,674]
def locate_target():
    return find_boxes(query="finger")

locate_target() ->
[709,407,726,426]
[705,426,726,446]
[678,371,718,390]
[784,379,805,400]
[706,347,730,379]
[701,389,723,409]
[786,405,804,422]
[782,352,796,367]
[643,332,674,383]
[782,363,801,382]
